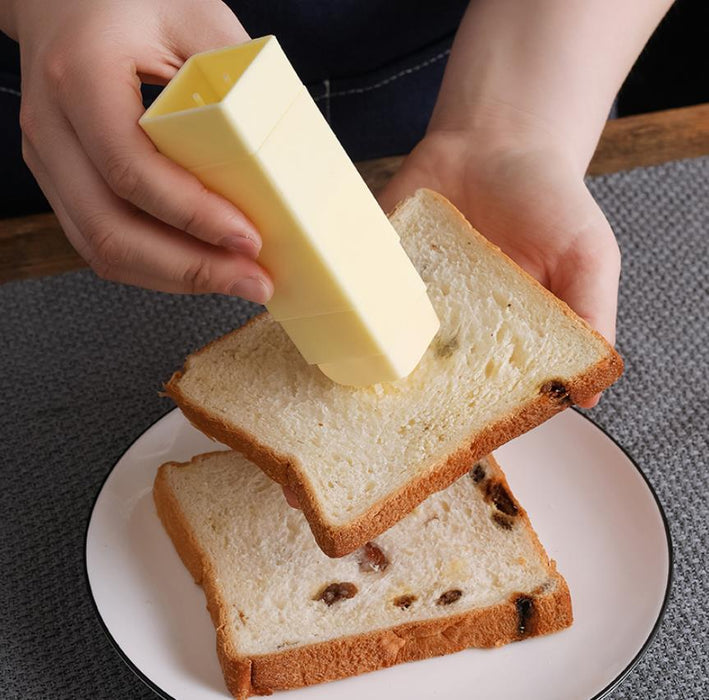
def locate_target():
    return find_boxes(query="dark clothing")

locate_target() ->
[0,1,467,217]
[0,51,46,217]
[230,0,465,84]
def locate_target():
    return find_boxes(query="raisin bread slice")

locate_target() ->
[166,190,622,557]
[154,450,572,700]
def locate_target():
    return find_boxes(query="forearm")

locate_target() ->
[431,0,674,171]
[0,0,18,39]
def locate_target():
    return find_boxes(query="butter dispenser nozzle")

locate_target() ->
[140,36,439,386]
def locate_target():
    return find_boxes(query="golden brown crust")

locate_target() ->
[154,458,256,700]
[153,453,573,699]
[166,348,621,557]
[482,454,568,607]
[417,188,623,357]
[245,580,570,695]
[164,189,623,558]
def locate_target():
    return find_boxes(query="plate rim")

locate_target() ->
[84,408,674,700]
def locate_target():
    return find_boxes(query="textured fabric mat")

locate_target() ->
[1,157,708,699]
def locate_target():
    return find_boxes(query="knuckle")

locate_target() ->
[182,257,215,294]
[177,206,201,236]
[20,135,36,169]
[90,256,116,282]
[173,182,211,235]
[84,218,125,281]
[42,48,72,86]
[105,155,142,202]
[41,38,113,101]
[19,104,40,145]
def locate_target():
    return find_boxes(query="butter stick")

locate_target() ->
[139,36,439,386]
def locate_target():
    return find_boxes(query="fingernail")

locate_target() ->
[222,234,261,258]
[229,276,272,304]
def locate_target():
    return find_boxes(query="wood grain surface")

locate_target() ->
[2,103,708,284]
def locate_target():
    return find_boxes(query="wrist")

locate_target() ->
[425,100,582,177]
[428,0,673,178]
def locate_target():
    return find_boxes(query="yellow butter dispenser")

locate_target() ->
[139,36,439,386]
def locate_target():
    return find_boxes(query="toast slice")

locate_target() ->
[154,450,572,699]
[166,190,622,556]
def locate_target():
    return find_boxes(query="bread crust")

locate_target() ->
[153,453,573,699]
[166,348,620,557]
[153,462,255,697]
[165,189,623,557]
[399,189,623,361]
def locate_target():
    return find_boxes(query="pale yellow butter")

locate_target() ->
[139,36,439,385]
[317,295,440,385]
[280,290,438,366]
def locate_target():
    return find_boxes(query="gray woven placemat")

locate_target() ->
[1,157,708,699]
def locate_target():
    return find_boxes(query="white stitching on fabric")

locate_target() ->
[314,49,450,103]
[0,85,21,98]
[0,52,451,104]
[323,78,331,122]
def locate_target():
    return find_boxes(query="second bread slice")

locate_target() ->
[167,189,623,556]
[154,451,572,699]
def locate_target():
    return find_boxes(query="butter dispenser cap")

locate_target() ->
[139,36,440,386]
[140,36,302,169]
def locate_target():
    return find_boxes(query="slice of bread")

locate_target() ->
[154,450,572,699]
[166,189,623,557]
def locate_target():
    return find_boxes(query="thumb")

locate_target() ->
[552,217,620,349]
[167,0,250,59]
[549,210,621,409]
[377,171,415,216]
[376,147,448,215]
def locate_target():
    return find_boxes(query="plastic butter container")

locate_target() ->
[139,36,439,386]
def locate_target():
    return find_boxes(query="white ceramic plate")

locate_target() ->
[86,408,671,700]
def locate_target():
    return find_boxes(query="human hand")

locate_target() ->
[283,486,301,509]
[373,0,672,410]
[8,0,272,301]
[379,125,621,409]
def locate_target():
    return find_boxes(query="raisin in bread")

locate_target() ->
[154,450,572,699]
[166,190,623,557]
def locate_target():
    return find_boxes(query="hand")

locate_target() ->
[372,0,670,410]
[283,486,301,509]
[379,126,621,408]
[9,0,273,301]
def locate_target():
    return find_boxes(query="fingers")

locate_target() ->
[133,0,250,81]
[22,115,273,299]
[165,0,251,58]
[17,1,269,299]
[549,204,620,410]
[552,215,620,348]
[577,393,601,409]
[282,486,301,509]
[22,138,96,266]
[54,57,262,257]
[376,143,445,215]
[377,174,411,216]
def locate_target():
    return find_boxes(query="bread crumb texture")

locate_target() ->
[173,190,619,526]
[158,452,566,658]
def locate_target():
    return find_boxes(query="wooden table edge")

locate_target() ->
[2,102,709,284]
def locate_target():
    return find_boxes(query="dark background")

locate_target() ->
[0,0,707,218]
[615,0,709,116]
